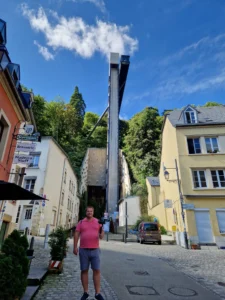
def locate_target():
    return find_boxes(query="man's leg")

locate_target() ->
[81,270,89,293]
[93,269,101,294]
[79,249,90,294]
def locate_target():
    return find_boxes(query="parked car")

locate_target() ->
[137,222,161,245]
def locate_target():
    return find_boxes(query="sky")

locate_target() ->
[1,0,225,119]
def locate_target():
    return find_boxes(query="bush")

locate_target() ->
[0,230,29,300]
[132,215,156,229]
[160,225,167,235]
[49,227,69,261]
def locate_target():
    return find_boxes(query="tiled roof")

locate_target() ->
[167,105,225,127]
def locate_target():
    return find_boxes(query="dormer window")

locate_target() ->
[184,107,197,124]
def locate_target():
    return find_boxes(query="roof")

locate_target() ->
[146,177,160,186]
[167,105,225,127]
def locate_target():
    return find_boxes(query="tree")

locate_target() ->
[32,95,50,136]
[203,101,222,107]
[123,107,163,183]
[70,86,86,130]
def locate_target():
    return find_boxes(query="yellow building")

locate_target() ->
[148,105,225,248]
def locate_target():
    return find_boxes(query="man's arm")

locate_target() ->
[73,231,80,255]
[99,227,104,239]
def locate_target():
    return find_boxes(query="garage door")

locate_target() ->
[195,210,214,243]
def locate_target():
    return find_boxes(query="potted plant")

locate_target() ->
[48,226,68,273]
[0,230,29,300]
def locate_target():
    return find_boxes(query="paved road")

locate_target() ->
[33,238,225,300]
[101,242,223,300]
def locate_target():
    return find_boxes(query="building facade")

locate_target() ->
[148,105,225,248]
[0,19,36,244]
[16,137,79,235]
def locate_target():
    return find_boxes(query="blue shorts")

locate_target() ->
[79,248,101,271]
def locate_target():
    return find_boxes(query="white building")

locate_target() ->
[15,136,79,235]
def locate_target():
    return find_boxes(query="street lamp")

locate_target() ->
[163,159,188,249]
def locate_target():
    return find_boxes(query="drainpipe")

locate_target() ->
[56,158,66,226]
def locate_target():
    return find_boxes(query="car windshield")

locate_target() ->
[144,224,158,231]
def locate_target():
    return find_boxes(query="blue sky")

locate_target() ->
[1,0,225,119]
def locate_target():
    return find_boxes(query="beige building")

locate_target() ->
[148,105,225,248]
[14,137,79,235]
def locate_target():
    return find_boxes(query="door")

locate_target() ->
[20,207,33,230]
[195,210,214,243]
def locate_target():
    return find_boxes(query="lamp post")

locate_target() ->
[164,159,188,249]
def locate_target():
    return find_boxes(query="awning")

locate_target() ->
[0,181,46,201]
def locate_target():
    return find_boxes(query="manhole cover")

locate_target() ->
[191,265,200,268]
[218,282,225,287]
[126,285,159,295]
[168,287,197,297]
[134,271,149,276]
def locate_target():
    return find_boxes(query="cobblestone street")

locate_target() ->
[32,237,225,300]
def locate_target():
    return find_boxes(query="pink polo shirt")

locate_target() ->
[76,217,102,249]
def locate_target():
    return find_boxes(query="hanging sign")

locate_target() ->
[24,125,34,135]
[15,134,40,142]
[13,154,33,164]
[16,142,37,152]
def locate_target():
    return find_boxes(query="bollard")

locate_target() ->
[25,227,29,237]
[106,232,109,242]
[29,236,34,250]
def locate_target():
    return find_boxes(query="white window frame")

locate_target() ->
[205,137,219,153]
[29,152,41,168]
[216,209,225,234]
[192,170,207,189]
[0,109,11,162]
[187,137,201,154]
[184,107,197,124]
[51,210,57,226]
[24,178,36,193]
[211,170,225,188]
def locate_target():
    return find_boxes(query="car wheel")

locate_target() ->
[158,241,162,245]
[140,239,144,244]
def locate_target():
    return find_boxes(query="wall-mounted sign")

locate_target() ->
[164,199,172,208]
[24,125,34,135]
[182,203,195,210]
[15,134,41,142]
[13,154,33,164]
[16,142,37,152]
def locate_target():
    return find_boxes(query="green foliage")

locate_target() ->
[48,227,69,260]
[132,215,156,230]
[0,230,29,299]
[160,225,167,235]
[70,86,86,130]
[203,101,222,107]
[123,107,163,183]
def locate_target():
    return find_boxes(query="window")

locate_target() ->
[0,114,10,160]
[25,208,32,220]
[216,211,225,233]
[185,107,197,124]
[16,205,21,223]
[25,179,36,193]
[69,180,71,191]
[144,223,158,231]
[205,137,219,153]
[61,192,64,205]
[52,210,56,226]
[187,138,201,154]
[193,170,207,188]
[64,170,67,183]
[28,153,40,167]
[211,170,225,188]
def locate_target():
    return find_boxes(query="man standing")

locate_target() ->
[74,206,105,300]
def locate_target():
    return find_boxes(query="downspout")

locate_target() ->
[56,157,66,226]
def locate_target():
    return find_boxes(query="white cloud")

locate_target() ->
[34,40,55,60]
[21,4,138,59]
[71,0,106,13]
